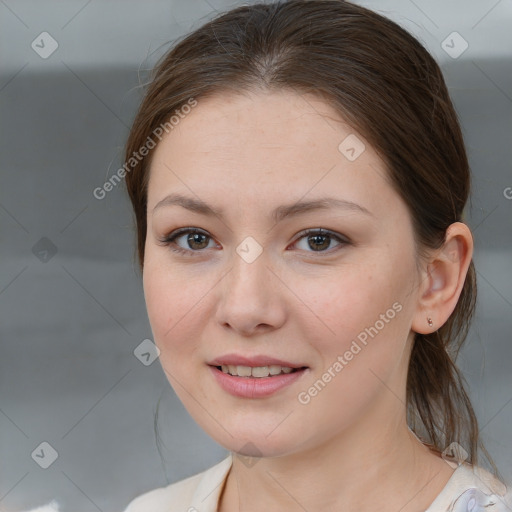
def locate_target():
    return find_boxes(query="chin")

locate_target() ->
[205,421,304,459]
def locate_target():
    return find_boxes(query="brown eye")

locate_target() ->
[293,228,349,253]
[184,232,210,250]
[158,228,215,256]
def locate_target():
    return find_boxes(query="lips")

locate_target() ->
[206,353,309,398]
[208,353,306,368]
[209,365,309,398]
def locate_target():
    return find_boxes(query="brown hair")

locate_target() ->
[124,0,496,475]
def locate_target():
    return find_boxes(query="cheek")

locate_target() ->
[293,255,414,361]
[142,258,209,361]
[291,259,415,429]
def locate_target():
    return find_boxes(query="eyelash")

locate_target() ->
[157,227,350,257]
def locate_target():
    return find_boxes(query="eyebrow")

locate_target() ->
[152,193,373,223]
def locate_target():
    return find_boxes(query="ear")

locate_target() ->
[411,222,474,335]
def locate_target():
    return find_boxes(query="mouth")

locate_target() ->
[207,362,309,398]
[213,364,307,378]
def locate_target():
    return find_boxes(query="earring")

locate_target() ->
[427,317,433,327]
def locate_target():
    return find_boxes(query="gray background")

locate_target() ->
[0,1,511,511]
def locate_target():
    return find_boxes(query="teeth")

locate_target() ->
[219,365,297,377]
[269,365,282,375]
[251,366,270,378]
[236,365,252,377]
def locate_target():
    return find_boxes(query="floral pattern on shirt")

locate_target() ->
[449,488,509,512]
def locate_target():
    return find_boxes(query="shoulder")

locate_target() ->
[122,473,201,512]
[122,454,233,512]
[428,463,512,512]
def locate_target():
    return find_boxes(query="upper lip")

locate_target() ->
[208,353,307,368]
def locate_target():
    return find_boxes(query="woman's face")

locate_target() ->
[143,89,423,458]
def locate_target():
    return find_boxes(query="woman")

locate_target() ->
[121,1,510,510]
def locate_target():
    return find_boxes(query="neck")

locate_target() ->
[218,406,454,512]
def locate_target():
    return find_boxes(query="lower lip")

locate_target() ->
[209,365,308,398]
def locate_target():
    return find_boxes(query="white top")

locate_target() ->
[123,453,512,512]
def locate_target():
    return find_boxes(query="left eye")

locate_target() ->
[293,228,347,253]
[159,227,348,255]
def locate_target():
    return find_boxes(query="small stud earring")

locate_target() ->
[427,317,433,327]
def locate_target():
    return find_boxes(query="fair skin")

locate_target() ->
[142,89,473,511]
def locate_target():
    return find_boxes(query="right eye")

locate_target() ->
[158,227,217,256]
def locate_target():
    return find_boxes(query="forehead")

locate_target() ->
[146,89,397,219]
[152,89,364,165]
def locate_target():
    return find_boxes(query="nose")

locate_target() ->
[214,248,287,337]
